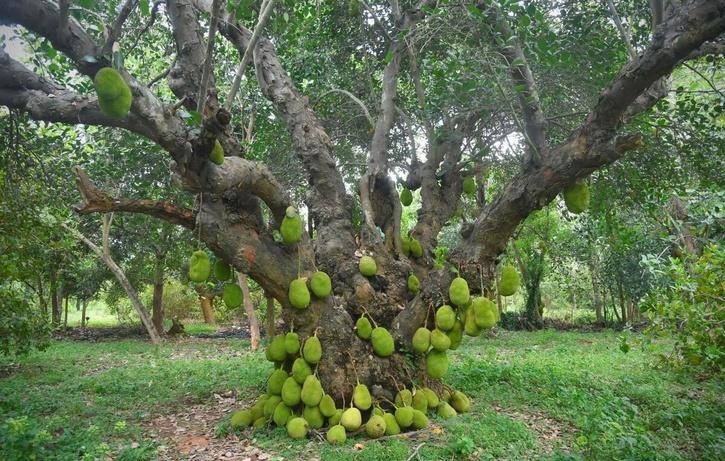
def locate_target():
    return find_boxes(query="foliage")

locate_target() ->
[0,283,49,356]
[642,244,725,373]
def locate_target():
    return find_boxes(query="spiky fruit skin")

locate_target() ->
[286,417,308,440]
[341,407,362,431]
[356,316,372,339]
[462,177,476,195]
[449,277,470,307]
[329,409,344,426]
[359,256,377,276]
[499,264,520,296]
[409,239,423,258]
[302,336,322,364]
[426,350,449,378]
[422,388,439,409]
[353,384,372,410]
[285,332,300,355]
[230,409,253,428]
[400,188,413,206]
[288,278,311,309]
[562,181,590,213]
[450,391,470,413]
[94,67,132,118]
[383,413,401,435]
[371,327,394,357]
[472,296,497,329]
[412,390,428,412]
[327,424,347,444]
[412,327,431,353]
[411,409,429,429]
[292,357,312,384]
[301,375,324,407]
[430,329,451,352]
[436,402,457,419]
[365,415,386,438]
[395,406,414,428]
[252,417,266,429]
[280,206,303,244]
[401,235,411,256]
[281,377,301,407]
[435,305,456,331]
[223,283,243,308]
[267,368,287,395]
[319,394,336,417]
[448,320,464,350]
[188,250,211,282]
[464,306,483,337]
[273,403,292,427]
[266,335,287,362]
[303,405,324,429]
[214,260,231,281]
[407,274,420,294]
[263,395,282,418]
[309,271,332,298]
[395,389,413,407]
[210,140,224,165]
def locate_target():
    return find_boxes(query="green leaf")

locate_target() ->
[140,0,150,15]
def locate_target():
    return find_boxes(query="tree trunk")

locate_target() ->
[265,293,275,338]
[618,281,627,324]
[238,273,260,351]
[81,299,88,328]
[200,295,215,324]
[50,273,61,328]
[591,266,603,324]
[151,256,165,336]
[63,295,68,328]
[37,276,48,319]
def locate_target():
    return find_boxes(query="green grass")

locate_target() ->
[64,300,121,328]
[1,331,722,461]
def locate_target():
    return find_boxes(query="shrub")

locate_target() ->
[0,283,49,356]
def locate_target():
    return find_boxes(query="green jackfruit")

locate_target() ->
[188,250,211,283]
[303,405,324,429]
[407,274,420,294]
[252,417,267,430]
[214,260,231,281]
[94,67,132,118]
[422,388,439,409]
[263,395,282,418]
[341,407,362,431]
[472,297,497,329]
[266,335,287,362]
[301,375,323,407]
[372,406,384,417]
[409,239,423,258]
[210,140,224,165]
[395,405,414,428]
[448,277,470,307]
[223,283,243,308]
[302,336,322,364]
[436,402,457,419]
[288,278,310,309]
[285,331,300,355]
[230,409,253,428]
[462,177,476,195]
[383,412,401,435]
[435,305,456,331]
[499,264,520,296]
[329,409,344,426]
[401,235,411,256]
[412,390,428,412]
[371,327,394,357]
[450,390,470,413]
[400,188,413,206]
[353,383,372,410]
[286,417,308,440]
[365,415,386,438]
[464,306,483,337]
[267,368,287,395]
[327,424,346,444]
[562,181,590,213]
[292,357,312,384]
[426,350,449,378]
[359,256,377,276]
[356,316,373,339]
[411,409,429,429]
[309,271,332,298]
[319,394,336,417]
[448,320,464,350]
[412,327,431,353]
[273,403,292,427]
[280,206,303,244]
[281,377,301,407]
[430,328,451,351]
[395,389,412,407]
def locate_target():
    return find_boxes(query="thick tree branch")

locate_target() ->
[72,167,196,230]
[196,0,223,114]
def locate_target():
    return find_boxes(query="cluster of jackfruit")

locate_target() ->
[94,67,132,118]
[355,314,395,357]
[287,270,331,309]
[401,235,423,258]
[280,206,303,245]
[561,180,590,214]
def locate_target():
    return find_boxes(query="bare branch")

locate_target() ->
[103,0,139,56]
[197,0,224,114]
[320,88,375,129]
[607,0,638,60]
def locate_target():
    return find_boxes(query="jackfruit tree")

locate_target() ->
[0,0,722,439]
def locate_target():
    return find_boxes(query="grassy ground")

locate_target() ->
[0,330,722,461]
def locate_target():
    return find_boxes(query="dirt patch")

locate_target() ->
[141,392,275,461]
[54,325,150,342]
[493,404,575,455]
